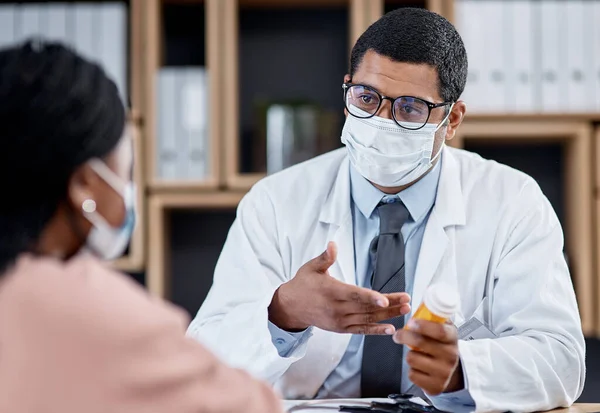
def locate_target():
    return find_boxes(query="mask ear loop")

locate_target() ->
[88,158,127,195]
[430,103,455,162]
[434,102,455,132]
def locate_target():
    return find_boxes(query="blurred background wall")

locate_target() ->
[1,0,599,402]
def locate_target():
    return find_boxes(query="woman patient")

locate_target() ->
[0,40,281,413]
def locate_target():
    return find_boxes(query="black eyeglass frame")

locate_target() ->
[342,82,454,131]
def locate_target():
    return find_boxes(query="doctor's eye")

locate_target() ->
[394,97,429,123]
[346,85,381,115]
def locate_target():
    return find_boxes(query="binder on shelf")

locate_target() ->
[0,5,16,49]
[157,69,179,180]
[539,0,566,112]
[507,0,534,113]
[455,0,483,112]
[266,103,318,175]
[44,3,69,44]
[183,68,209,180]
[266,105,293,175]
[174,70,187,179]
[593,1,600,112]
[480,0,507,113]
[16,4,42,43]
[73,3,96,62]
[99,3,127,103]
[565,1,588,112]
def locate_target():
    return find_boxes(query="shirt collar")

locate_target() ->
[349,153,443,223]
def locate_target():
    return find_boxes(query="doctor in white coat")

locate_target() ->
[188,7,585,413]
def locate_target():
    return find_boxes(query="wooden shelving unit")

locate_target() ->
[142,0,223,193]
[147,192,244,303]
[123,0,600,335]
[595,126,600,335]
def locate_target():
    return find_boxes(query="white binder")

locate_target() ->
[157,70,179,180]
[539,0,566,112]
[0,5,16,49]
[44,3,69,44]
[99,3,127,103]
[455,0,485,113]
[593,1,600,112]
[565,1,588,112]
[454,0,472,109]
[480,1,507,112]
[16,4,42,43]
[183,68,209,180]
[508,0,534,113]
[73,3,96,62]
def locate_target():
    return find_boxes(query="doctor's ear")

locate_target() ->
[444,100,466,142]
[343,74,352,117]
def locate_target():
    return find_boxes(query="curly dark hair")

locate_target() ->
[350,7,468,103]
[0,39,125,272]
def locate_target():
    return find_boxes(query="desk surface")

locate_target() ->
[284,399,600,412]
[553,405,600,413]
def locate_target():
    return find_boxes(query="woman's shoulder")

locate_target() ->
[0,254,190,336]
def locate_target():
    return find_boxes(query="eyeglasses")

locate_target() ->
[342,83,454,130]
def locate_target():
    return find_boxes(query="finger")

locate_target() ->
[383,292,411,307]
[333,282,389,308]
[405,350,448,378]
[406,319,458,344]
[311,241,338,273]
[393,329,452,356]
[407,368,444,396]
[345,323,396,335]
[343,305,409,326]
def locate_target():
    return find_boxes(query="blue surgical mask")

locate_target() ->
[82,159,137,261]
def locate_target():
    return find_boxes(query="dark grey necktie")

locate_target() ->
[361,199,410,397]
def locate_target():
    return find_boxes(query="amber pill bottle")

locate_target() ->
[405,283,458,330]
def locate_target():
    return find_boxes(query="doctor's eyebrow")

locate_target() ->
[349,81,434,103]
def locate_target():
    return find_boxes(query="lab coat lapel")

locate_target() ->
[282,157,355,399]
[412,148,466,313]
[319,157,356,286]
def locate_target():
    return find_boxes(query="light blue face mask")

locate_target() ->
[82,159,137,261]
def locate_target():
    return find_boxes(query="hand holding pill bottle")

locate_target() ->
[405,283,458,349]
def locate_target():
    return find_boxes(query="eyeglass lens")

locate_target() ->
[345,84,433,130]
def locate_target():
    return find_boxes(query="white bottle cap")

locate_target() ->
[423,283,458,319]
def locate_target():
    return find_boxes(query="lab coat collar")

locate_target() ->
[319,156,352,226]
[435,146,466,227]
[319,147,465,228]
[411,146,466,315]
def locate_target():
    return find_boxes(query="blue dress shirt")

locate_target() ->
[267,154,475,409]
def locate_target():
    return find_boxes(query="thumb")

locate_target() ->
[312,241,337,273]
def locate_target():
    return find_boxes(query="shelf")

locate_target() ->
[223,0,352,189]
[238,0,350,8]
[147,192,244,299]
[169,209,238,316]
[142,0,222,191]
[466,113,600,122]
[147,180,221,194]
[453,119,595,335]
[384,0,454,22]
[595,126,600,335]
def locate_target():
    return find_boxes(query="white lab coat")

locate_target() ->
[188,147,585,413]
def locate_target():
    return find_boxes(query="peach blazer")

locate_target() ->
[0,255,282,413]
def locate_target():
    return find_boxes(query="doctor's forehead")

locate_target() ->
[352,50,442,103]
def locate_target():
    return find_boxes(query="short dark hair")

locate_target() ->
[349,7,468,103]
[0,39,125,273]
